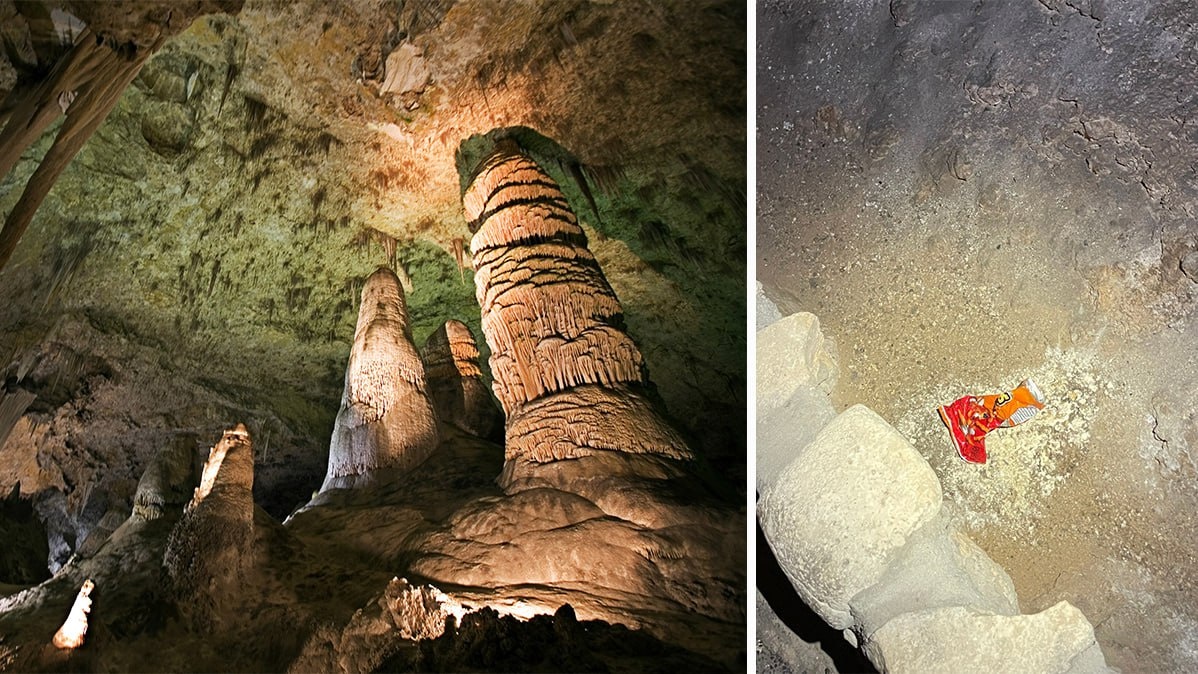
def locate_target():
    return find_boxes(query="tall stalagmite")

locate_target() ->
[463,144,692,489]
[162,424,255,631]
[321,267,439,491]
[421,319,502,439]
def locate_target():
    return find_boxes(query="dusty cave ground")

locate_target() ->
[758,1,1198,672]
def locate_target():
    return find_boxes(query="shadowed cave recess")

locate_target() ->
[0,0,746,671]
[759,1,1198,673]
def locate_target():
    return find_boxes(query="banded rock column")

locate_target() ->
[463,144,692,489]
[421,320,502,439]
[322,267,439,492]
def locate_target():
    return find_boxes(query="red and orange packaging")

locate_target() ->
[938,379,1045,463]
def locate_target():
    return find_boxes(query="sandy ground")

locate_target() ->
[758,1,1198,671]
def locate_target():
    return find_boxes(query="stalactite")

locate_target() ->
[0,389,36,454]
[463,144,693,482]
[322,268,438,491]
[0,26,159,271]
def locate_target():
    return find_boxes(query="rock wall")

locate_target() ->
[321,267,439,492]
[463,144,692,488]
[757,299,1111,673]
[420,319,501,440]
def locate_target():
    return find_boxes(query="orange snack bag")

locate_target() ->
[938,379,1045,463]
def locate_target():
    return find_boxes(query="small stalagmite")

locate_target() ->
[322,267,439,491]
[51,579,94,650]
[463,144,692,485]
[421,319,502,439]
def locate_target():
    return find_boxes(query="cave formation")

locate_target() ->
[0,1,745,671]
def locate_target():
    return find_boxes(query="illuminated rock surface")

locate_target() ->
[163,424,256,631]
[464,146,695,499]
[321,267,439,491]
[421,319,501,440]
[0,0,744,567]
[50,579,92,649]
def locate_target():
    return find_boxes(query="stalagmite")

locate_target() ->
[321,267,439,491]
[162,424,255,631]
[51,579,94,649]
[131,435,197,522]
[463,143,692,487]
[421,319,502,439]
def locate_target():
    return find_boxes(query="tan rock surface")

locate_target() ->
[864,602,1109,674]
[421,319,502,439]
[322,267,439,491]
[759,404,942,629]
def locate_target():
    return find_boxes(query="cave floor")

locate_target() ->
[757,2,1198,671]
[758,170,1198,673]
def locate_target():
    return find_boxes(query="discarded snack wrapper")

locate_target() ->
[938,379,1045,464]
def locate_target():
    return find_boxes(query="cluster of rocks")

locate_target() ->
[756,284,1111,674]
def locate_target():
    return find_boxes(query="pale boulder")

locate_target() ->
[757,312,838,414]
[864,602,1111,674]
[756,385,835,493]
[758,405,942,629]
[848,512,1019,636]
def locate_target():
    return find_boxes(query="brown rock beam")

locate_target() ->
[463,144,692,483]
[0,2,242,272]
[321,267,439,491]
[421,319,502,439]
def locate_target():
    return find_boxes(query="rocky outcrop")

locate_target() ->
[289,577,461,674]
[321,268,439,492]
[162,424,254,631]
[758,374,1111,672]
[420,319,501,440]
[463,144,692,489]
[756,311,838,415]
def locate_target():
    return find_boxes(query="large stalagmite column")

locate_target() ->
[421,319,502,439]
[463,144,692,489]
[321,267,439,491]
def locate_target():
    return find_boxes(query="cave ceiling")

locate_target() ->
[0,0,746,524]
